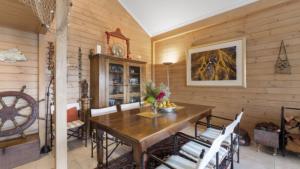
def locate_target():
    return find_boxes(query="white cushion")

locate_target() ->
[91,106,117,117]
[199,128,237,146]
[67,102,80,110]
[180,141,228,166]
[156,155,197,169]
[120,102,141,111]
[67,120,84,129]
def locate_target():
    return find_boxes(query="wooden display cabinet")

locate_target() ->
[90,54,146,108]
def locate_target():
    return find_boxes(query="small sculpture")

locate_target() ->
[81,80,89,98]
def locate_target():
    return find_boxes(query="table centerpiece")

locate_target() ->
[144,82,175,114]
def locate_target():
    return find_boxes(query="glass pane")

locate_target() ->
[109,63,125,106]
[129,96,141,103]
[128,66,141,103]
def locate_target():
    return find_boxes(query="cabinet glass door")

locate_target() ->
[128,66,141,103]
[108,63,125,106]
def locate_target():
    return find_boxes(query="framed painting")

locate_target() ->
[187,38,246,87]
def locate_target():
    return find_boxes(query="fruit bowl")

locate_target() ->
[159,106,176,113]
[158,102,176,113]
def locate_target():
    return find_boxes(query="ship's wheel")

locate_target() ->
[0,86,38,137]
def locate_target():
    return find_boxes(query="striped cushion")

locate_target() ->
[199,128,237,146]
[180,141,228,166]
[156,155,196,169]
[67,120,84,129]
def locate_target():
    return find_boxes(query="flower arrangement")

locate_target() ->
[144,82,171,113]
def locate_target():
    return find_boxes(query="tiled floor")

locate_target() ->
[15,125,300,169]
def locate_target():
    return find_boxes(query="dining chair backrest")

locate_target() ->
[224,119,238,138]
[236,111,244,124]
[120,102,141,111]
[196,132,227,169]
[67,102,80,110]
[91,106,117,117]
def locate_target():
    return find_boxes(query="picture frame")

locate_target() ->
[186,38,246,87]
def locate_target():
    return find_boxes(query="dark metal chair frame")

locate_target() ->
[50,107,88,148]
[143,129,232,169]
[195,113,241,164]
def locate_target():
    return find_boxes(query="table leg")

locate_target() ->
[133,144,145,169]
[96,129,104,169]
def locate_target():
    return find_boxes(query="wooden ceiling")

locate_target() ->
[0,0,45,33]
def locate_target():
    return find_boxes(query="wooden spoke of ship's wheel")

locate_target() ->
[12,96,21,107]
[0,121,5,131]
[0,97,7,107]
[11,86,26,107]
[16,104,31,111]
[17,113,29,118]
[12,117,26,137]
[12,118,22,131]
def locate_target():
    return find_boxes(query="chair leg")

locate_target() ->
[237,146,240,163]
[91,136,94,158]
[91,133,94,158]
[195,122,198,137]
[104,133,108,168]
[85,126,88,147]
[230,134,234,169]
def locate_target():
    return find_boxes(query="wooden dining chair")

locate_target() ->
[66,102,87,146]
[145,128,228,169]
[90,106,119,162]
[195,110,244,164]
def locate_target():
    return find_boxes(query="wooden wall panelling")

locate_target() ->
[67,0,151,103]
[153,0,300,135]
[0,26,40,140]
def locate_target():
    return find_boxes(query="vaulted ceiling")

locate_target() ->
[119,0,258,37]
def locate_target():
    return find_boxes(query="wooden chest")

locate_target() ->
[0,134,40,169]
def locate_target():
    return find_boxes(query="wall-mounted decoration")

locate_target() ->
[187,38,246,87]
[0,86,38,138]
[275,40,291,74]
[78,47,82,83]
[105,28,130,59]
[0,48,27,62]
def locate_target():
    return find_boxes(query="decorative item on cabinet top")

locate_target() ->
[105,28,130,59]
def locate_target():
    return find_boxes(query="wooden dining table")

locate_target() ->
[90,102,214,169]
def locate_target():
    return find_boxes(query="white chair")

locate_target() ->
[195,111,244,164]
[120,102,142,111]
[66,102,87,146]
[90,106,118,159]
[150,129,228,169]
[179,118,239,169]
[91,106,117,117]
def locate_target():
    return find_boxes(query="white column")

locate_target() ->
[38,34,46,147]
[55,0,69,168]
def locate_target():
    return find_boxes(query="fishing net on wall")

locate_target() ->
[20,0,56,29]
